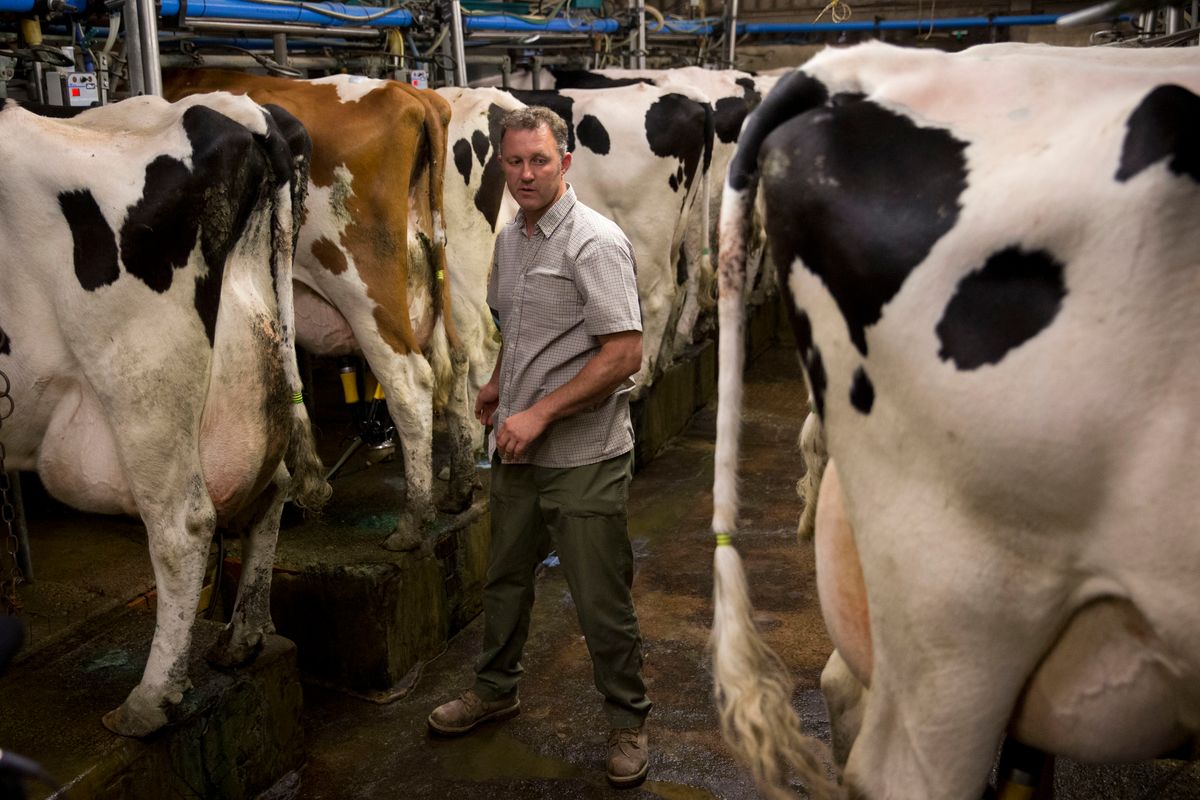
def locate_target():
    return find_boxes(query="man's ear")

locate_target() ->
[561,150,572,175]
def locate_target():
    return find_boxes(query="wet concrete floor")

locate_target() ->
[296,343,832,799]
[296,343,1200,800]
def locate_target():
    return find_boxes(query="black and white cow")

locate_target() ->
[436,86,523,454]
[501,67,778,352]
[550,67,778,351]
[711,42,1200,799]
[0,93,329,736]
[508,84,714,389]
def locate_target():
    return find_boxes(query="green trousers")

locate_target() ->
[473,451,652,728]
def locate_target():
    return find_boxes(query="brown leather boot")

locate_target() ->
[427,689,520,736]
[606,724,649,787]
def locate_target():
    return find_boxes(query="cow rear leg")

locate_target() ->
[103,478,214,737]
[438,349,478,515]
[821,649,866,770]
[377,352,436,552]
[842,605,1052,800]
[208,464,287,668]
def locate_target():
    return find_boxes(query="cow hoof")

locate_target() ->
[206,629,263,668]
[437,488,474,515]
[382,528,423,552]
[103,699,168,738]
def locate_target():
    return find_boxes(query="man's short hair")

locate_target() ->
[500,106,569,159]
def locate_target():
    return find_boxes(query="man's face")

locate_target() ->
[501,124,571,218]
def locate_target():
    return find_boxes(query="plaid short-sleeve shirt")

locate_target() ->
[487,185,642,468]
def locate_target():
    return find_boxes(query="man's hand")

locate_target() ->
[495,407,549,462]
[475,381,499,426]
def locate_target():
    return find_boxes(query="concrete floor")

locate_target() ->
[296,344,833,799]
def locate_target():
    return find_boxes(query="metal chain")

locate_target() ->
[0,328,22,614]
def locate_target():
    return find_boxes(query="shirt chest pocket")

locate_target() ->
[524,261,583,316]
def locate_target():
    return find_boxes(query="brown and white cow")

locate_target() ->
[0,93,328,736]
[711,42,1200,799]
[166,71,473,552]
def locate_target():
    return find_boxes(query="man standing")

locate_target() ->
[428,106,651,787]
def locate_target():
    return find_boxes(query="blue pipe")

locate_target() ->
[158,0,413,27]
[740,13,1062,33]
[463,14,619,33]
[0,0,86,12]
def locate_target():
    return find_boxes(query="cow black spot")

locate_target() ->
[474,104,511,230]
[0,323,10,356]
[508,90,576,152]
[550,69,651,89]
[788,308,827,418]
[120,154,199,294]
[807,346,827,419]
[791,305,813,354]
[850,367,874,414]
[714,96,749,144]
[669,174,679,192]
[761,94,968,356]
[59,189,119,291]
[1116,84,1200,184]
[471,129,490,166]
[736,76,762,109]
[453,138,473,185]
[645,94,708,195]
[577,114,611,155]
[180,105,273,344]
[936,246,1066,371]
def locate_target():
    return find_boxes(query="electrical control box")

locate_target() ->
[46,71,99,107]
[65,73,99,106]
[408,69,428,90]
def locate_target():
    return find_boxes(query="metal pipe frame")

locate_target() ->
[273,31,289,62]
[461,14,619,33]
[136,0,163,94]
[635,0,646,68]
[123,0,145,95]
[184,17,381,37]
[161,0,414,28]
[1166,4,1182,33]
[449,0,467,86]
[160,51,358,68]
[724,0,737,65]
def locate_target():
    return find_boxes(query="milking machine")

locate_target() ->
[323,356,398,482]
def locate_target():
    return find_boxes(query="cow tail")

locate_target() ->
[424,91,463,355]
[697,150,717,312]
[271,180,332,513]
[698,99,717,311]
[710,72,843,800]
[796,407,828,540]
